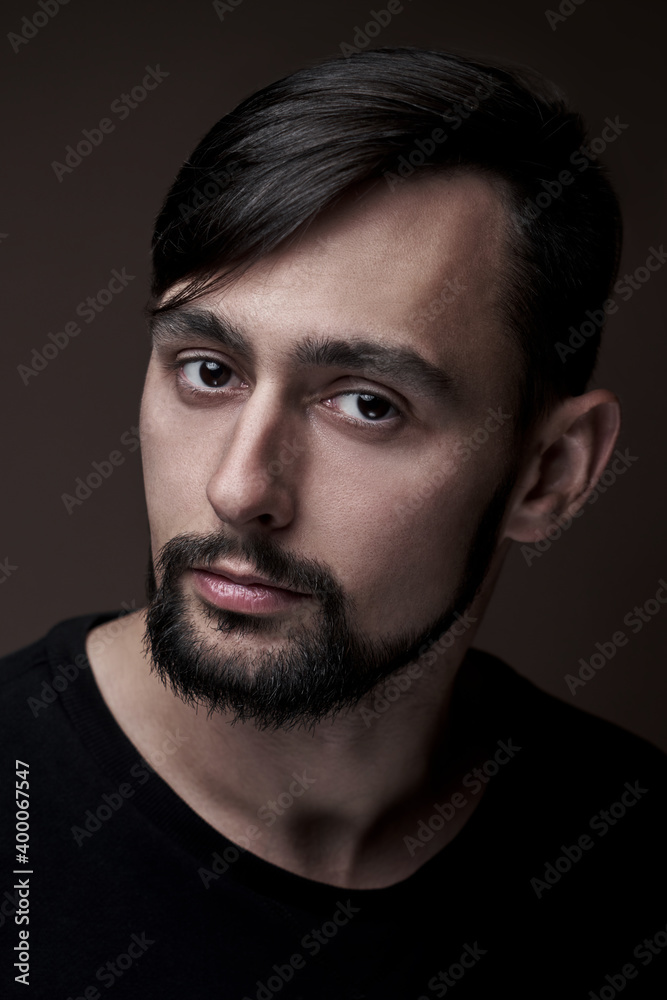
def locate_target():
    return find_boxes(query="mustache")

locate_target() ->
[147,530,345,603]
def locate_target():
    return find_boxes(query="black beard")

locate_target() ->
[143,469,516,732]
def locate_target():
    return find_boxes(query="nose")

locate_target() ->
[205,386,303,531]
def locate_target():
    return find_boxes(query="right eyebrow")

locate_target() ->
[149,307,254,362]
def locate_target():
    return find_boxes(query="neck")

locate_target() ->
[85,589,496,888]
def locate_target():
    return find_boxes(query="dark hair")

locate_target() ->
[149,46,622,427]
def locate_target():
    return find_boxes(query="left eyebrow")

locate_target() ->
[290,335,460,400]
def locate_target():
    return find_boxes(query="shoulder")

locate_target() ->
[0,633,51,685]
[518,666,663,770]
[0,612,123,714]
[469,647,667,809]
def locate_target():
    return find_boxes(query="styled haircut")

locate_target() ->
[148,46,622,427]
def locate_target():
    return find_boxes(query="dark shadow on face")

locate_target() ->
[143,465,518,732]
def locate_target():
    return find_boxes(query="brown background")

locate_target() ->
[1,0,665,749]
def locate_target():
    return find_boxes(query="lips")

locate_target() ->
[206,565,304,591]
[190,565,309,614]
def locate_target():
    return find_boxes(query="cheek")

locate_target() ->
[304,443,486,636]
[139,381,213,544]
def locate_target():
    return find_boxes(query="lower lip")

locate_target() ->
[191,569,308,614]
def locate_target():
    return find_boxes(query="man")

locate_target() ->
[1,47,665,998]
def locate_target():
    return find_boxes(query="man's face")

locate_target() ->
[140,171,521,728]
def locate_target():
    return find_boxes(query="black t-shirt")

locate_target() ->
[0,611,665,999]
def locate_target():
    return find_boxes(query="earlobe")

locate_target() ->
[503,390,621,544]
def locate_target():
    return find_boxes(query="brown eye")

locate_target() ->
[357,394,393,420]
[182,359,234,388]
[336,392,398,422]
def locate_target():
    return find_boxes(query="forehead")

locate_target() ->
[158,171,518,405]
[285,170,509,308]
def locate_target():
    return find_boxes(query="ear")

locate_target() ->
[503,389,621,543]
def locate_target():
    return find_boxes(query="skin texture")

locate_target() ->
[86,171,620,888]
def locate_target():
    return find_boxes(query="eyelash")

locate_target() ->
[166,354,246,394]
[164,353,403,430]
